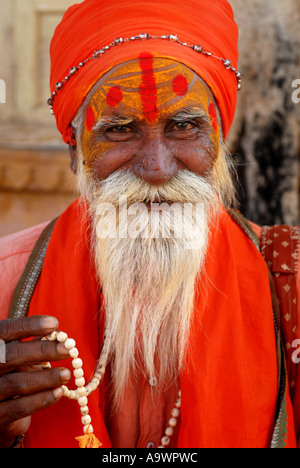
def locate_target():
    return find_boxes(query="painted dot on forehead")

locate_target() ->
[172,74,188,96]
[106,86,123,107]
[208,103,218,131]
[86,107,95,132]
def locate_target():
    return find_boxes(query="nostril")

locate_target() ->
[133,160,178,186]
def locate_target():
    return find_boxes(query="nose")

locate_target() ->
[133,136,178,186]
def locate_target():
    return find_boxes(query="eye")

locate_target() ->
[109,125,131,134]
[173,121,196,131]
[104,124,135,142]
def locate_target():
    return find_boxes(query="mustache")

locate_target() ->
[86,169,217,208]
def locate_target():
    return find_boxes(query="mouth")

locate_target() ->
[144,199,175,212]
[143,198,174,205]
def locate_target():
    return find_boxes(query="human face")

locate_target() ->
[79,54,221,186]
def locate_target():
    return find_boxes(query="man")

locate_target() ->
[0,0,299,448]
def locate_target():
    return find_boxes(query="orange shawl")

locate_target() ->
[24,200,296,448]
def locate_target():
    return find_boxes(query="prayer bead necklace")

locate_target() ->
[42,330,181,448]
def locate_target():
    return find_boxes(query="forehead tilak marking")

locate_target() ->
[86,57,213,125]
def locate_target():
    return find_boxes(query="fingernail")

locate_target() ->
[40,316,58,330]
[53,387,64,400]
[60,368,71,383]
[57,343,70,356]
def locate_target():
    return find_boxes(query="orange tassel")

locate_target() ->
[76,433,102,448]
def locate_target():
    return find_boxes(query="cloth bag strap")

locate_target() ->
[9,218,58,319]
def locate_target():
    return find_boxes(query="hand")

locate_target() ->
[0,315,71,448]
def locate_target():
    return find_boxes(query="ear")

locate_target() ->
[69,142,78,174]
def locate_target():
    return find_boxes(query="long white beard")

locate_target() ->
[76,148,235,406]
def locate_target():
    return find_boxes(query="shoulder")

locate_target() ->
[0,223,49,261]
[0,222,48,320]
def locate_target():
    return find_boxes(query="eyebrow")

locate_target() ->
[170,107,211,124]
[92,106,212,132]
[92,115,135,132]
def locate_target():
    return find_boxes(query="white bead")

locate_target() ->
[83,425,93,434]
[175,398,181,408]
[72,358,83,369]
[88,382,98,392]
[78,396,88,407]
[64,338,76,350]
[69,390,77,400]
[62,385,70,397]
[47,331,58,341]
[41,362,51,369]
[69,348,79,358]
[85,384,93,395]
[171,408,180,418]
[77,387,87,397]
[165,427,174,437]
[161,436,170,446]
[75,377,85,388]
[80,406,89,415]
[81,415,92,426]
[94,369,104,379]
[73,368,84,379]
[57,332,68,343]
[168,417,177,427]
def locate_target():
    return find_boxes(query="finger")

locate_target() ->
[0,316,59,343]
[0,417,30,448]
[0,368,71,403]
[0,388,64,428]
[1,340,70,371]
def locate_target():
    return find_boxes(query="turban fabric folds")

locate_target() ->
[50,0,239,143]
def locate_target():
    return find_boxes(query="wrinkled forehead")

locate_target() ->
[84,54,218,121]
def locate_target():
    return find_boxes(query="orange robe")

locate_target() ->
[6,200,298,448]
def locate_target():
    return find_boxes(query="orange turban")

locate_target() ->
[49,0,239,143]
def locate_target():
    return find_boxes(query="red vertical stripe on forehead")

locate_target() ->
[138,52,158,123]
[86,107,95,132]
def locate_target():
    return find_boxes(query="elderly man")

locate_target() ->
[0,0,299,449]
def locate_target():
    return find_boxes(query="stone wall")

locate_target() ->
[0,1,80,238]
[0,0,299,238]
[228,0,300,225]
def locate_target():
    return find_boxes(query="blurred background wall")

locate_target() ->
[0,0,299,237]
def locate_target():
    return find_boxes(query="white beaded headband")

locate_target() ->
[47,32,242,116]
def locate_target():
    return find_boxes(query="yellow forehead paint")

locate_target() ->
[81,56,220,163]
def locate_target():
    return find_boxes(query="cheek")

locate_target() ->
[82,137,117,167]
[81,130,117,168]
[81,105,117,165]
